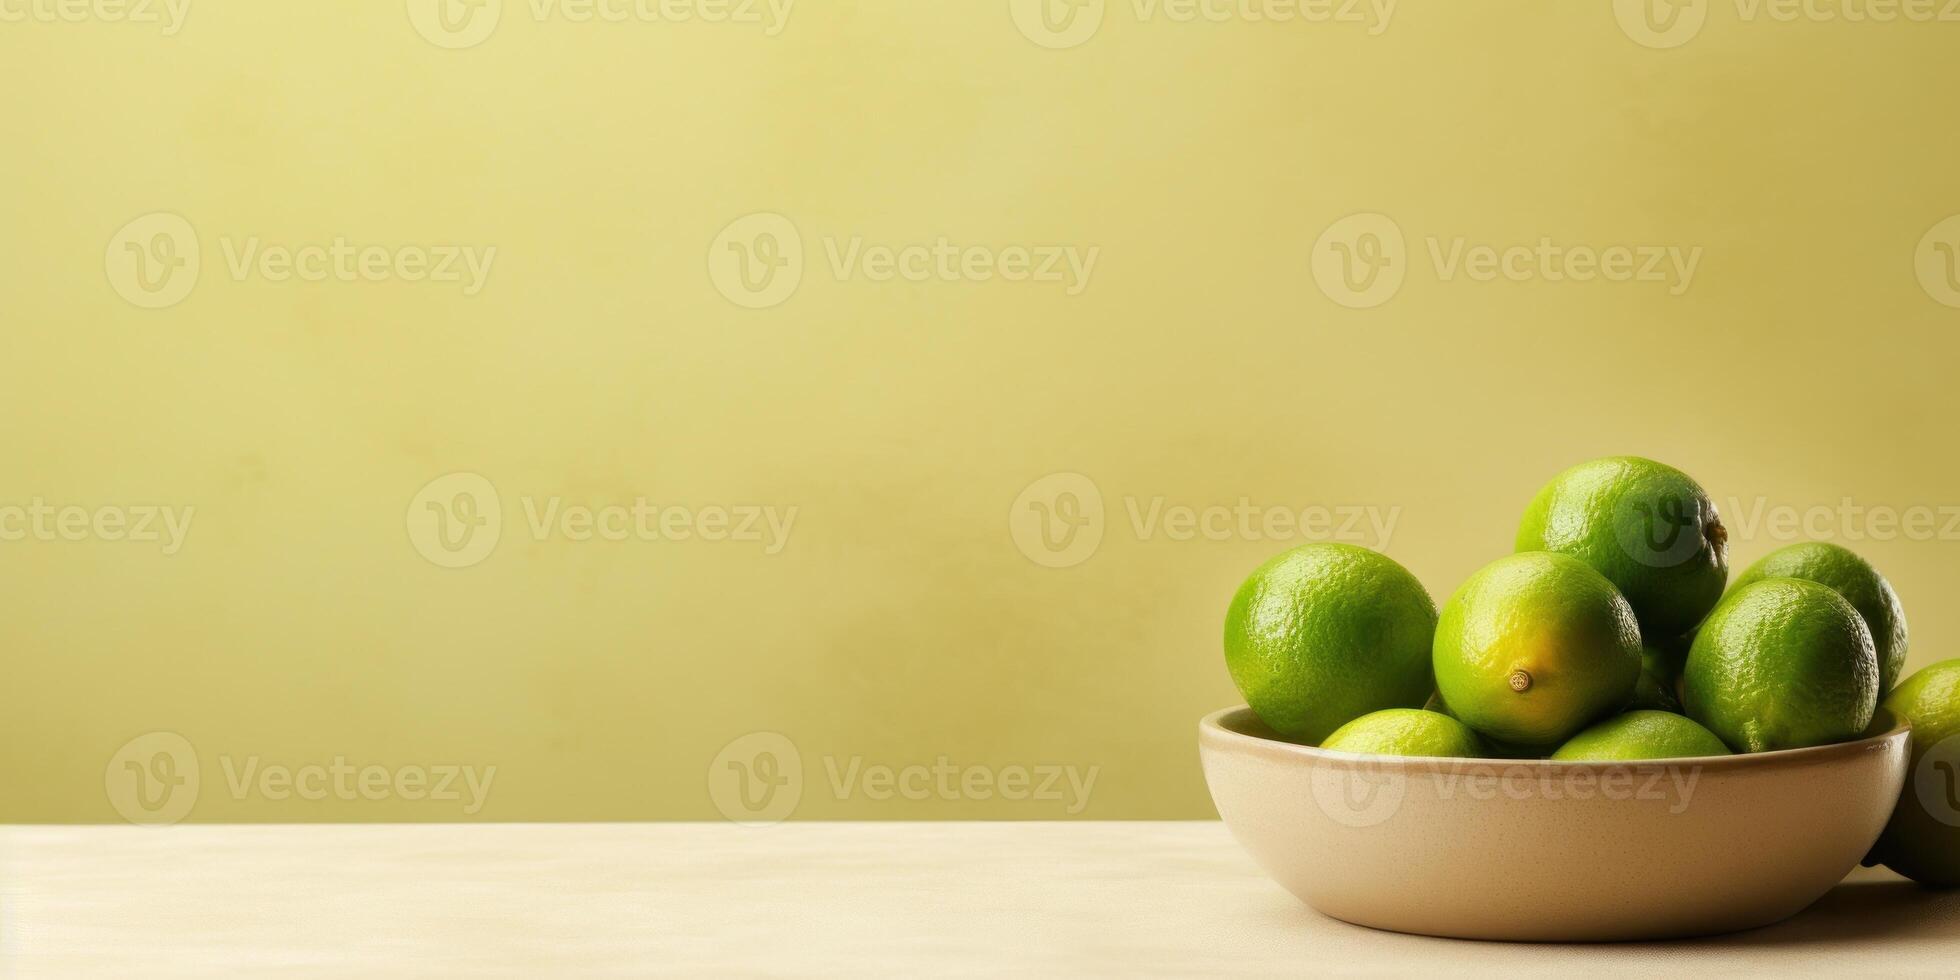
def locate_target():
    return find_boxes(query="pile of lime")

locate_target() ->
[1222,456,1958,887]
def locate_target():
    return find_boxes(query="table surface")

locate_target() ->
[0,822,1954,977]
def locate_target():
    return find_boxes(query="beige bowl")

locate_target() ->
[1199,705,1910,941]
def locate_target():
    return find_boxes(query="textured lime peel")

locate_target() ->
[1516,456,1729,640]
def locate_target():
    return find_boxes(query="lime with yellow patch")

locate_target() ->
[1552,710,1731,761]
[1683,578,1878,753]
[1320,709,1486,758]
[1223,543,1438,744]
[1433,551,1643,748]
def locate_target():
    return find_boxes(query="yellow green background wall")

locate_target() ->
[3,1,1958,822]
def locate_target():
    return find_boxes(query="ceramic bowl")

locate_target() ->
[1199,705,1911,941]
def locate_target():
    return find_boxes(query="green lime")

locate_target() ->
[1552,710,1731,761]
[1433,552,1643,748]
[1632,636,1690,713]
[1516,456,1728,640]
[1320,709,1486,758]
[1869,659,1960,886]
[1223,543,1437,743]
[1683,578,1878,753]
[1733,542,1909,697]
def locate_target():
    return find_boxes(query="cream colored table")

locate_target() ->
[1,822,1953,976]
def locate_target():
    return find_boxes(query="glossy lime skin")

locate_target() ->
[1551,710,1731,761]
[1870,659,1960,886]
[1320,709,1486,759]
[1223,544,1438,744]
[1683,578,1878,753]
[1516,457,1728,640]
[1433,552,1643,748]
[1733,542,1909,697]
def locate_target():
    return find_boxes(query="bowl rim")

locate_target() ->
[1200,704,1911,772]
